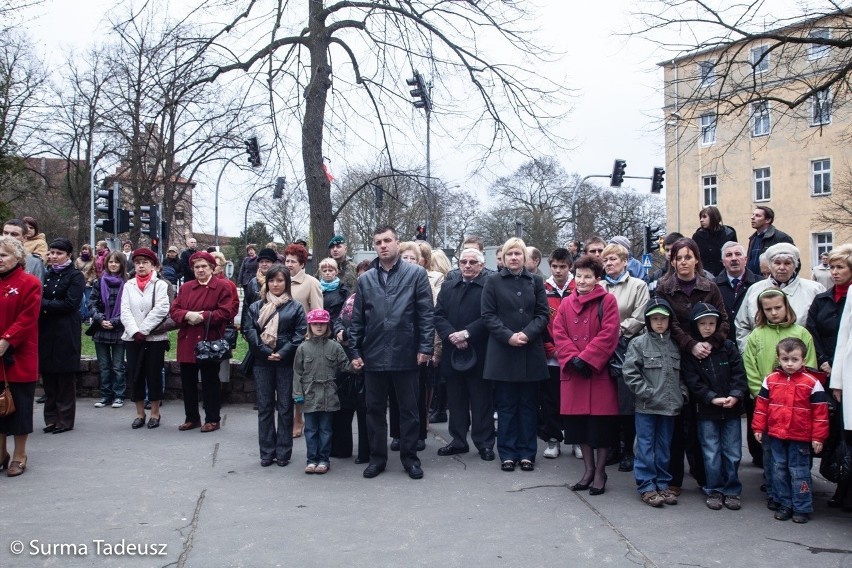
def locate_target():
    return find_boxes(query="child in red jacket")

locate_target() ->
[753,338,829,524]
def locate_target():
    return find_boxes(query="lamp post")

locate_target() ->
[243,185,268,249]
[214,155,242,249]
[405,70,433,241]
[88,121,104,248]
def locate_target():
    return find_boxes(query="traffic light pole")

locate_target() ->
[215,155,240,249]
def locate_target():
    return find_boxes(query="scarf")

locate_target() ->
[50,259,72,273]
[255,267,267,291]
[95,249,108,275]
[135,271,153,291]
[258,291,291,348]
[835,282,849,304]
[320,277,340,293]
[604,271,628,286]
[771,273,797,290]
[101,273,126,320]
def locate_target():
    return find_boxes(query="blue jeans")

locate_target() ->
[697,417,742,496]
[767,436,814,513]
[94,342,126,400]
[253,365,294,462]
[634,413,675,494]
[304,411,333,464]
[493,381,539,463]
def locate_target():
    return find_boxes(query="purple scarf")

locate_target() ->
[101,273,125,320]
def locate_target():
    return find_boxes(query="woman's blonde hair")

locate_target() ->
[399,241,421,264]
[828,244,852,271]
[431,249,451,275]
[318,257,339,272]
[0,236,25,265]
[601,243,628,262]
[416,241,433,269]
[501,237,527,262]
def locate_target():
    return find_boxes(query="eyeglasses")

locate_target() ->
[588,248,604,254]
[459,260,480,265]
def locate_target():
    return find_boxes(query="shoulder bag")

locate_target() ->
[0,365,15,417]
[195,317,232,362]
[152,280,179,334]
[597,299,630,380]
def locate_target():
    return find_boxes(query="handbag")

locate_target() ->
[195,318,232,362]
[152,280,178,334]
[596,300,629,380]
[0,365,15,418]
[819,402,852,483]
[224,325,238,350]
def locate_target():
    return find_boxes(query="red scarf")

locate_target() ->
[835,282,849,304]
[136,272,153,291]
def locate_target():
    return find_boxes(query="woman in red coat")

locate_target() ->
[0,236,43,477]
[553,254,620,495]
[170,251,236,433]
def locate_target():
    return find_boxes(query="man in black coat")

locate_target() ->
[179,237,198,283]
[349,225,435,480]
[433,247,494,461]
[746,206,794,275]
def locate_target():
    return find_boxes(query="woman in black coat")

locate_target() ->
[481,238,550,472]
[40,238,86,434]
[692,206,737,277]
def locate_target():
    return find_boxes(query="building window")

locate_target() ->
[698,60,715,87]
[752,101,771,136]
[702,175,718,206]
[700,114,716,145]
[750,45,769,73]
[812,158,831,196]
[754,167,771,201]
[811,89,831,125]
[174,210,185,226]
[809,29,831,60]
[813,232,833,264]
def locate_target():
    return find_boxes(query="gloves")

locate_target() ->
[571,356,592,377]
[293,396,305,405]
[133,332,146,343]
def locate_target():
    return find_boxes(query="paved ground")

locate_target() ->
[4,401,852,568]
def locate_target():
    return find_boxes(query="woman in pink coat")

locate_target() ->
[553,254,620,495]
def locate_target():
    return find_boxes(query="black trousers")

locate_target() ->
[330,406,369,461]
[180,362,221,424]
[388,368,428,441]
[745,393,763,465]
[365,370,420,469]
[669,403,706,488]
[126,341,168,402]
[43,372,76,430]
[446,370,495,451]
[537,366,564,443]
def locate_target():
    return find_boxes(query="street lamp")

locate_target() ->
[89,121,104,248]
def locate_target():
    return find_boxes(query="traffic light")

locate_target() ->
[116,209,134,233]
[645,225,665,252]
[273,176,285,199]
[373,183,384,209]
[140,204,160,242]
[651,167,665,194]
[406,71,431,111]
[415,225,428,242]
[160,220,170,252]
[244,137,261,168]
[610,159,627,188]
[95,187,116,233]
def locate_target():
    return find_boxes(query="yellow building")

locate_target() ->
[660,12,852,274]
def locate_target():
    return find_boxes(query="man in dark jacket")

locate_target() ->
[714,242,759,340]
[349,225,435,480]
[179,237,198,283]
[238,244,259,292]
[746,206,794,275]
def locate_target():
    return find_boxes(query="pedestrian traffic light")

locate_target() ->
[273,176,285,199]
[160,220,170,252]
[116,209,134,233]
[645,225,665,252]
[415,225,428,241]
[95,187,115,233]
[651,167,665,194]
[610,159,627,188]
[406,71,432,111]
[140,205,159,243]
[244,137,261,168]
[372,183,384,209]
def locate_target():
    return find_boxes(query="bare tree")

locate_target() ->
[817,159,852,241]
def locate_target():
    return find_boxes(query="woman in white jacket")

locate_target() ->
[120,248,171,430]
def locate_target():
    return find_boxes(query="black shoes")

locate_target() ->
[36,394,46,404]
[260,458,274,467]
[147,417,160,429]
[428,412,448,424]
[363,464,386,478]
[437,444,469,457]
[501,460,516,472]
[277,459,289,467]
[416,439,426,451]
[519,459,535,471]
[390,438,400,451]
[571,478,592,491]
[589,475,608,496]
[131,416,146,429]
[479,448,495,461]
[774,507,793,521]
[52,427,71,434]
[406,464,424,479]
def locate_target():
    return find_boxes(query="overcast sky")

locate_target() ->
[20,0,666,238]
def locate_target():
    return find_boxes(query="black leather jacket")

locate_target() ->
[244,298,307,367]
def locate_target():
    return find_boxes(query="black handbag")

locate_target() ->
[224,325,239,350]
[195,318,232,362]
[819,402,852,483]
[596,300,628,380]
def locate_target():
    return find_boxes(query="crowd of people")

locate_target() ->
[1,208,850,527]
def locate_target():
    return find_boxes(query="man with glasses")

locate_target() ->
[584,236,606,258]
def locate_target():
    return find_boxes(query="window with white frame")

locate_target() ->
[752,101,771,136]
[812,158,831,195]
[754,167,771,201]
[698,61,715,87]
[811,89,831,125]
[702,175,718,206]
[700,114,716,145]
[750,45,769,73]
[813,232,833,264]
[174,210,185,225]
[809,29,831,60]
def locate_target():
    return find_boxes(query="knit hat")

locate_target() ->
[306,309,331,324]
[189,251,216,268]
[765,242,800,265]
[608,236,631,251]
[131,247,159,265]
[328,235,346,249]
[257,248,278,263]
[48,237,73,254]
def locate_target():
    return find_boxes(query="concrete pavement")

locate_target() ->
[3,401,851,567]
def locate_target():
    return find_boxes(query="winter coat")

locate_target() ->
[75,257,97,286]
[692,225,737,277]
[553,285,620,415]
[160,257,181,285]
[753,367,829,443]
[655,273,729,354]
[241,277,261,331]
[602,274,650,339]
[290,269,323,313]
[829,292,852,429]
[321,283,349,324]
[746,225,794,273]
[434,271,489,379]
[238,255,258,287]
[179,248,197,283]
[715,269,759,340]
[216,274,240,323]
[244,297,306,368]
[24,233,48,260]
[542,277,574,361]
[0,266,41,382]
[293,337,355,413]
[120,274,171,343]
[812,264,834,290]
[622,298,686,416]
[89,276,126,344]
[170,276,237,364]
[735,277,825,352]
[806,291,845,368]
[481,267,549,382]
[742,323,817,396]
[39,265,85,374]
[349,257,435,372]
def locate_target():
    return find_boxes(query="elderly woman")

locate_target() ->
[434,247,495,460]
[482,238,550,472]
[602,243,651,472]
[244,264,307,466]
[40,238,85,435]
[171,251,237,433]
[0,237,42,476]
[553,254,621,494]
[317,257,349,322]
[121,248,170,429]
[692,206,737,277]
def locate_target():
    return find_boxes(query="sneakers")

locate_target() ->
[774,507,793,521]
[641,491,665,507]
[112,399,125,408]
[305,463,317,474]
[543,440,561,459]
[705,492,724,510]
[94,398,112,408]
[660,489,679,505]
[573,445,583,459]
[723,495,742,510]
